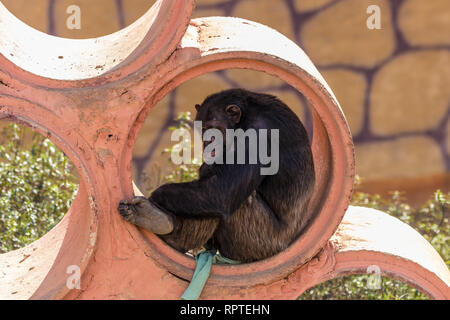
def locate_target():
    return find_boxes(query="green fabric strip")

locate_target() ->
[181,249,239,300]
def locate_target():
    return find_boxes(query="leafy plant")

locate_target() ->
[163,111,202,184]
[0,123,78,253]
[140,111,201,192]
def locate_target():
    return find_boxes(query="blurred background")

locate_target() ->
[1,0,449,206]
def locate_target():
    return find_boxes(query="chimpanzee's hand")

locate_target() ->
[118,196,174,235]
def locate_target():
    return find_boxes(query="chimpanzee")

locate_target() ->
[118,88,315,263]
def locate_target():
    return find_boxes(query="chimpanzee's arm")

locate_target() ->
[149,164,264,220]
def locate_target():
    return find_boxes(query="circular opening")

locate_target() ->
[132,70,315,265]
[126,65,353,285]
[120,16,354,287]
[0,0,193,83]
[298,273,430,300]
[0,119,79,254]
[0,101,98,300]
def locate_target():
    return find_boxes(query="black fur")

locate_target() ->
[147,89,315,262]
[122,89,315,263]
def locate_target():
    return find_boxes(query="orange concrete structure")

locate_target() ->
[0,0,448,300]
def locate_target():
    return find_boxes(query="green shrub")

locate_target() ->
[163,112,201,184]
[0,123,78,253]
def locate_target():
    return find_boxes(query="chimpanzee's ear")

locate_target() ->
[225,104,242,123]
[195,104,201,112]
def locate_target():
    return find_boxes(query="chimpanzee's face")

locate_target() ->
[194,92,245,154]
[195,98,242,137]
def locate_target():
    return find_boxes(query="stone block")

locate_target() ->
[322,69,366,135]
[232,0,295,41]
[121,0,155,27]
[399,0,450,46]
[225,69,284,90]
[301,0,395,67]
[355,136,445,180]
[370,51,450,135]
[1,0,49,33]
[174,72,230,114]
[294,0,334,12]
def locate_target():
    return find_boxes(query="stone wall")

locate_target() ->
[2,0,449,205]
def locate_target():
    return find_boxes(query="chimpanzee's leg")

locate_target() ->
[118,196,174,234]
[119,196,219,252]
[160,216,219,253]
[119,164,264,252]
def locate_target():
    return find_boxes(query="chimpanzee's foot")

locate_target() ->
[118,196,174,235]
